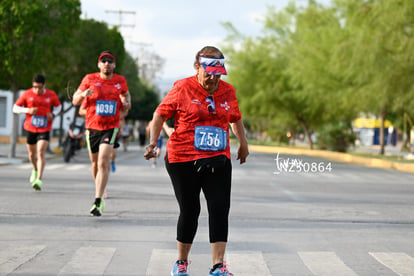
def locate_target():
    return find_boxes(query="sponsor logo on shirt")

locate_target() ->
[94,82,102,87]
[191,99,201,104]
[220,101,230,110]
[115,83,121,90]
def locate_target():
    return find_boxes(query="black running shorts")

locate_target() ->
[86,128,119,154]
[27,131,50,145]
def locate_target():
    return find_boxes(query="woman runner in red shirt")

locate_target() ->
[145,46,249,276]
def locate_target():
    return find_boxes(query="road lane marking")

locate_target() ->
[298,251,358,276]
[3,244,413,275]
[146,249,272,276]
[282,189,304,202]
[226,251,272,276]
[146,249,177,276]
[369,252,414,276]
[47,164,65,170]
[17,164,33,170]
[0,245,45,274]
[66,164,87,171]
[58,247,116,275]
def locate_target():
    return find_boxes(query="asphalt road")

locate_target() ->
[1,143,414,276]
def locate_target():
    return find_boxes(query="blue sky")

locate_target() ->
[80,0,329,89]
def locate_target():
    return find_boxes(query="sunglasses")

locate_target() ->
[206,96,216,114]
[101,59,114,64]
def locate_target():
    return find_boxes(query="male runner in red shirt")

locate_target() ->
[72,51,131,216]
[13,74,62,190]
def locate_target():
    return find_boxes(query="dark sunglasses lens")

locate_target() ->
[206,96,215,113]
[101,59,113,64]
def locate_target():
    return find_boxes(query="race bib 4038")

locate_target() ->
[31,116,47,128]
[194,126,227,151]
[96,100,117,116]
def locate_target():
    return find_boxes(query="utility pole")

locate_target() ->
[129,41,164,85]
[105,10,136,28]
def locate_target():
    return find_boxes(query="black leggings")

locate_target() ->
[166,156,232,243]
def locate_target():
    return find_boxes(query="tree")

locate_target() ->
[120,52,160,121]
[224,0,414,153]
[0,0,81,157]
[58,18,127,127]
[223,4,335,149]
[285,2,361,149]
[333,0,414,154]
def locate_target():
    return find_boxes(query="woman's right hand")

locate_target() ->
[144,144,158,160]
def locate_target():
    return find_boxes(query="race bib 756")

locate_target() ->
[194,126,227,151]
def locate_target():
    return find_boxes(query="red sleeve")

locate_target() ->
[155,81,180,119]
[81,98,87,108]
[51,90,61,107]
[121,76,128,95]
[15,90,28,107]
[78,74,91,91]
[228,88,242,123]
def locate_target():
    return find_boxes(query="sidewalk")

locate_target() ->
[0,140,60,165]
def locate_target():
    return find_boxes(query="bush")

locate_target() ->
[267,128,290,145]
[316,124,356,152]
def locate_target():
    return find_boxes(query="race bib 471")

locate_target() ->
[31,116,47,128]
[194,126,227,151]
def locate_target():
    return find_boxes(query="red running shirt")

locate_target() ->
[79,73,128,131]
[156,75,242,163]
[15,88,61,133]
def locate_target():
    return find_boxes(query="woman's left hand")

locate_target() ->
[236,143,249,164]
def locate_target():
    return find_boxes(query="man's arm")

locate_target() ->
[47,104,62,120]
[72,88,93,106]
[120,91,131,110]
[13,104,37,115]
[78,106,86,116]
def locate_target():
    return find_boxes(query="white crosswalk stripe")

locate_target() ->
[66,164,88,171]
[0,245,45,274]
[17,164,33,170]
[146,249,177,276]
[58,246,116,275]
[146,249,272,276]
[2,244,414,275]
[16,163,89,171]
[226,251,272,276]
[47,164,65,170]
[298,251,358,276]
[369,252,414,276]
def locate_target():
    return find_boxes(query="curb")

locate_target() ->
[0,146,61,166]
[249,145,414,173]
